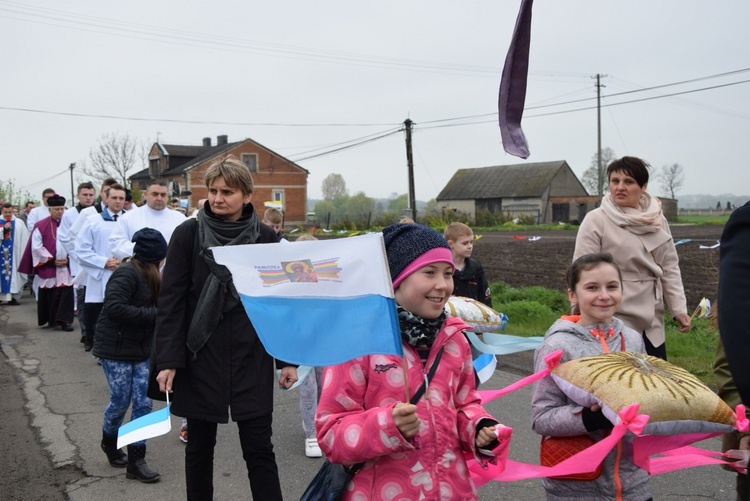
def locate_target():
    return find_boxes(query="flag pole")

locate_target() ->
[401,357,410,402]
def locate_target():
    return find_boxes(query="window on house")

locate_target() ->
[242,153,258,172]
[272,189,284,206]
[149,158,160,176]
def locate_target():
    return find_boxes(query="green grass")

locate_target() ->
[677,214,729,225]
[664,316,718,388]
[491,282,567,338]
[490,280,719,387]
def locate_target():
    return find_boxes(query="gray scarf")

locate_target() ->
[186,205,260,357]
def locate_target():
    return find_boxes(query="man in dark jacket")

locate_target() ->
[718,201,750,501]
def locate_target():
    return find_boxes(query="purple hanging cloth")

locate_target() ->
[498,0,534,159]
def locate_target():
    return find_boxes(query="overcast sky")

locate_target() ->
[2,0,749,204]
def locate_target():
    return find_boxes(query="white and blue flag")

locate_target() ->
[473,352,498,384]
[212,233,402,366]
[117,394,171,449]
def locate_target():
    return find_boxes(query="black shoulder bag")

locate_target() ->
[300,346,445,501]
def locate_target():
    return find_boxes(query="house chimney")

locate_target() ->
[217,135,228,145]
[203,137,211,147]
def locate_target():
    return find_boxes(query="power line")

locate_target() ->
[0,106,399,127]
[417,77,750,130]
[0,0,504,78]
[288,127,404,157]
[418,67,750,125]
[1,67,748,165]
[19,168,69,192]
[290,129,403,162]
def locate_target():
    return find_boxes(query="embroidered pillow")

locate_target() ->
[550,352,736,435]
[444,296,507,333]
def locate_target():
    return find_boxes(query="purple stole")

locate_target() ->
[17,217,61,279]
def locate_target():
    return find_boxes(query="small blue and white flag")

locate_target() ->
[117,393,172,449]
[212,233,402,366]
[473,353,497,385]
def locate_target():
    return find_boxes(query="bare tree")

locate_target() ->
[321,173,348,201]
[580,147,616,196]
[657,163,686,199]
[83,132,146,188]
[0,178,33,205]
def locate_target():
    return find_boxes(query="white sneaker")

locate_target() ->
[305,438,322,458]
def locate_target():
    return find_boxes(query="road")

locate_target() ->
[0,298,739,500]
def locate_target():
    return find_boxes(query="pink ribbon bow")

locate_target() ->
[736,404,749,433]
[617,404,649,436]
[544,350,563,369]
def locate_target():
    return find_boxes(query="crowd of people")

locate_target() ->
[1,153,747,500]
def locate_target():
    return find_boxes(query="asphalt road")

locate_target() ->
[0,298,740,500]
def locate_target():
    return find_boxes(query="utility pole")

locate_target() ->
[69,162,76,208]
[403,118,417,221]
[595,74,606,205]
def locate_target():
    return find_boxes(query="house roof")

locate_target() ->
[130,137,309,181]
[160,141,241,177]
[436,161,571,200]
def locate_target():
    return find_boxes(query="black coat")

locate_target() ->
[92,261,157,361]
[718,201,750,406]
[452,257,492,306]
[154,208,281,423]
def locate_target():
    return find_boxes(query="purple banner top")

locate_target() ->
[498,0,534,159]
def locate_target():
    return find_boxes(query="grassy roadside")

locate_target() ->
[677,214,730,225]
[491,281,718,388]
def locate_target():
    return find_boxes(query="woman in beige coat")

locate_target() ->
[573,156,690,359]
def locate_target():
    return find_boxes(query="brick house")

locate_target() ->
[129,135,309,225]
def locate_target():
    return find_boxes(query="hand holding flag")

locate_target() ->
[690,297,712,321]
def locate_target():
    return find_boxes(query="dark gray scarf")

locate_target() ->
[186,204,260,357]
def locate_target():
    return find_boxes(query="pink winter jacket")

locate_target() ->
[315,316,508,500]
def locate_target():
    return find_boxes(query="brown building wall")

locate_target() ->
[188,143,308,224]
[138,139,308,225]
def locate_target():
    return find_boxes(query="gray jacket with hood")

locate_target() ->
[531,316,651,501]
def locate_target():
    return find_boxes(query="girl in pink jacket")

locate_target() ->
[316,223,510,500]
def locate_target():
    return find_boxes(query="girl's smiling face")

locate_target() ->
[568,262,622,326]
[395,262,454,319]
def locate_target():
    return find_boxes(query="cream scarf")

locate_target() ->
[600,192,671,251]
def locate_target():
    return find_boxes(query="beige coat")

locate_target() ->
[573,208,687,347]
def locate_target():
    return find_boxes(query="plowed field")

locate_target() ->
[471,225,722,310]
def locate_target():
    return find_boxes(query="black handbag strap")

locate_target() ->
[409,345,445,405]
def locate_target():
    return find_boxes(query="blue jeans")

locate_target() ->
[100,358,152,444]
[299,366,324,438]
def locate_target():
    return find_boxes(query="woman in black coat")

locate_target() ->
[154,157,297,501]
[93,227,167,484]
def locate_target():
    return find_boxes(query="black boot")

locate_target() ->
[126,444,160,483]
[100,432,128,468]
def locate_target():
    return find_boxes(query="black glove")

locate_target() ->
[582,407,614,432]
